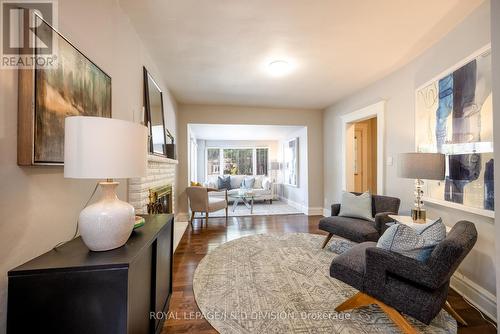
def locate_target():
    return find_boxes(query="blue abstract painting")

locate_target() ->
[416,47,494,213]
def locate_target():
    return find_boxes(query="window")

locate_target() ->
[223,149,253,175]
[206,147,269,177]
[256,148,268,175]
[207,148,220,176]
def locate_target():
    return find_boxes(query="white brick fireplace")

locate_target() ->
[128,155,178,214]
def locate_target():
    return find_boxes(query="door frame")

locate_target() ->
[341,101,385,194]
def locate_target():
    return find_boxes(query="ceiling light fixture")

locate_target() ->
[268,60,291,77]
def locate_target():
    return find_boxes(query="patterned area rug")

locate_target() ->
[193,233,457,334]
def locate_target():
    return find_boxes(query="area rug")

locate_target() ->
[193,233,457,334]
[207,200,302,217]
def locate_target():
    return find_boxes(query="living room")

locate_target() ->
[1,0,500,334]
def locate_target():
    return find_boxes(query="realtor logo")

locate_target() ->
[1,0,58,68]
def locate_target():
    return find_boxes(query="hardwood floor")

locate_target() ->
[162,214,496,334]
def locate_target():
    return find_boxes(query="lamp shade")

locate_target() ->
[398,153,445,180]
[64,116,148,179]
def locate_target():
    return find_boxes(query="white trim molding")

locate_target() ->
[341,101,385,195]
[451,272,497,321]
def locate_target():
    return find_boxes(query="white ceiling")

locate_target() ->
[189,124,303,141]
[120,0,483,109]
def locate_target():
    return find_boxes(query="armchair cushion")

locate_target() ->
[338,191,374,222]
[208,197,227,212]
[330,242,376,291]
[319,216,379,243]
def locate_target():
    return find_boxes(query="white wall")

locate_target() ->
[324,1,496,319]
[177,104,323,217]
[491,0,500,325]
[280,128,309,212]
[0,0,177,331]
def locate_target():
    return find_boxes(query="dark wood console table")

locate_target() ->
[7,214,174,334]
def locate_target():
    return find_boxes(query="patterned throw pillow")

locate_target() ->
[217,175,231,190]
[242,176,255,189]
[338,191,374,222]
[376,218,446,262]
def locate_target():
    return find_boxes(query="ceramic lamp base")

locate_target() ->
[79,181,135,251]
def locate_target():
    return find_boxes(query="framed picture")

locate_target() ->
[415,45,493,217]
[143,67,167,157]
[284,138,299,187]
[18,15,112,166]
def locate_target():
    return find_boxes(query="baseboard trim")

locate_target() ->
[307,207,324,216]
[175,212,189,222]
[323,208,330,217]
[278,197,323,216]
[450,272,497,321]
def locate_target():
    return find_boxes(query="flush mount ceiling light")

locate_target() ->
[268,60,292,77]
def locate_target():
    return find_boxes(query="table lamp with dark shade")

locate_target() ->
[398,152,446,222]
[64,116,148,251]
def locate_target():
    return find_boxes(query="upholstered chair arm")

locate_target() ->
[331,204,341,216]
[365,247,438,291]
[374,212,397,235]
[207,188,228,205]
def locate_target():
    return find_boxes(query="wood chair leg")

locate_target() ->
[190,212,195,229]
[225,206,228,225]
[205,211,209,228]
[444,300,468,326]
[335,292,418,334]
[321,233,334,249]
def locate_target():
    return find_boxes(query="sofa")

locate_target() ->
[319,193,400,248]
[205,174,275,202]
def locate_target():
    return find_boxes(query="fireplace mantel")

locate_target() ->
[128,155,177,214]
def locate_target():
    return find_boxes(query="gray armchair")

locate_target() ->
[319,193,400,248]
[331,221,477,333]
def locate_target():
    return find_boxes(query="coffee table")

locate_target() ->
[230,192,256,214]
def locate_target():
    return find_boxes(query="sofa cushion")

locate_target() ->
[230,175,245,189]
[339,191,374,222]
[217,175,231,190]
[376,218,446,262]
[254,175,264,189]
[242,176,255,189]
[319,216,379,243]
[330,241,377,291]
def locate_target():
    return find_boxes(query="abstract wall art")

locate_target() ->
[18,16,111,165]
[415,46,494,216]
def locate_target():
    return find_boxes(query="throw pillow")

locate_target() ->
[242,176,255,189]
[262,178,271,190]
[338,191,373,222]
[376,218,446,262]
[254,175,264,189]
[217,175,231,190]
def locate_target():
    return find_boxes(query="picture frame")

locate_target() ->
[415,44,494,218]
[143,66,168,157]
[283,137,299,187]
[17,14,112,166]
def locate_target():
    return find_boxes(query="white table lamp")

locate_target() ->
[398,152,445,222]
[64,116,147,251]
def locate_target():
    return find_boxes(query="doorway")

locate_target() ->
[353,118,377,193]
[341,101,385,195]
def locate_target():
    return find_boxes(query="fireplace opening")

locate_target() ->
[147,185,173,214]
